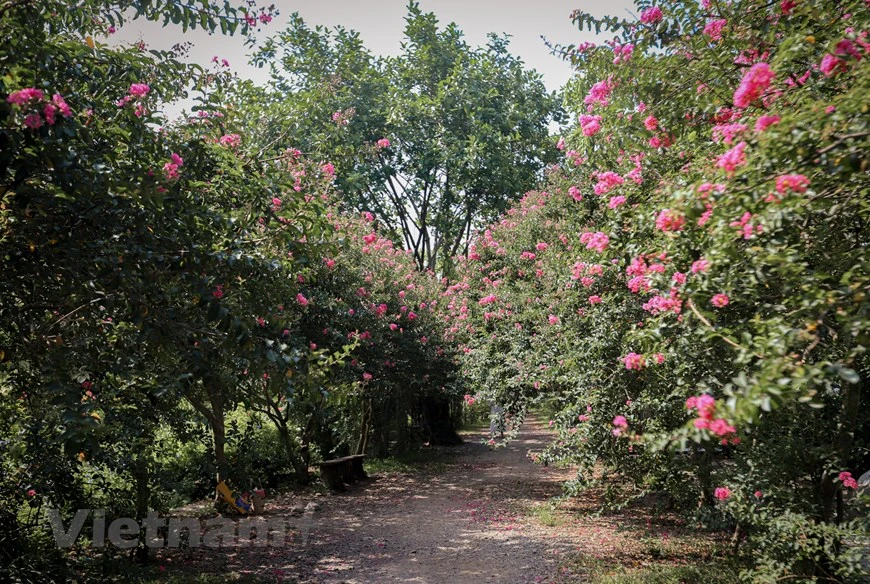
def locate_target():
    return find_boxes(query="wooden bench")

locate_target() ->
[317,454,368,491]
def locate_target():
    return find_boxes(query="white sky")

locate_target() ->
[112,0,637,111]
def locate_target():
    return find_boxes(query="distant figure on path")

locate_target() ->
[489,403,504,438]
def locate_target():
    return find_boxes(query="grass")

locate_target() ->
[364,448,451,475]
[529,500,567,527]
[562,555,741,584]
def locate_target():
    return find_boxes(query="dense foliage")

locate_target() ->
[450,0,869,580]
[0,1,461,581]
[2,0,869,582]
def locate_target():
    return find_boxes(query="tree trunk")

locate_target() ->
[133,446,150,563]
[821,377,861,523]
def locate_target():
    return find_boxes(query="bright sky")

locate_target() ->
[113,0,637,109]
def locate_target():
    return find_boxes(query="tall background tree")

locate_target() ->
[243,1,565,272]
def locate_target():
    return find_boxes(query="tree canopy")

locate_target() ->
[243,1,565,272]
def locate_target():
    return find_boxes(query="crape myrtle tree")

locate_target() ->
[449,0,869,580]
[243,1,565,273]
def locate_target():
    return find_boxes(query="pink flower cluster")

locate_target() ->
[640,6,663,24]
[584,79,615,107]
[716,141,748,174]
[579,231,610,253]
[712,123,748,145]
[703,19,727,42]
[117,83,150,116]
[775,174,810,194]
[655,209,685,232]
[733,62,774,108]
[377,138,391,148]
[593,171,624,195]
[643,291,682,315]
[755,114,780,133]
[623,352,645,370]
[219,134,241,148]
[568,185,584,202]
[578,114,602,137]
[7,88,73,129]
[686,394,738,442]
[730,212,763,239]
[714,487,731,500]
[163,153,183,181]
[839,471,858,489]
[711,293,730,308]
[612,415,628,436]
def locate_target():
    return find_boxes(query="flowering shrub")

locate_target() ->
[449,0,869,579]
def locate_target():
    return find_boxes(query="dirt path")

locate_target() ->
[281,418,576,583]
[160,418,724,583]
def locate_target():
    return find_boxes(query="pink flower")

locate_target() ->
[535,242,549,251]
[556,137,566,150]
[321,162,335,176]
[548,314,560,325]
[7,87,44,106]
[623,352,646,370]
[712,123,748,145]
[653,353,665,364]
[26,489,36,497]
[479,294,497,306]
[296,293,309,306]
[593,171,624,195]
[588,295,602,305]
[691,259,710,273]
[464,394,476,405]
[579,231,610,253]
[585,79,615,107]
[376,138,391,148]
[643,115,659,131]
[703,19,727,42]
[613,415,628,428]
[716,141,748,174]
[568,185,583,202]
[711,293,730,308]
[655,209,685,232]
[714,487,731,500]
[775,174,810,194]
[362,372,373,381]
[256,317,266,327]
[640,6,663,24]
[129,83,150,97]
[709,418,736,436]
[733,63,774,108]
[820,54,846,76]
[608,195,626,209]
[754,490,763,498]
[219,134,241,148]
[23,113,43,129]
[839,472,858,489]
[648,136,662,148]
[52,93,72,118]
[578,114,602,136]
[212,285,224,299]
[780,0,797,14]
[754,114,781,132]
